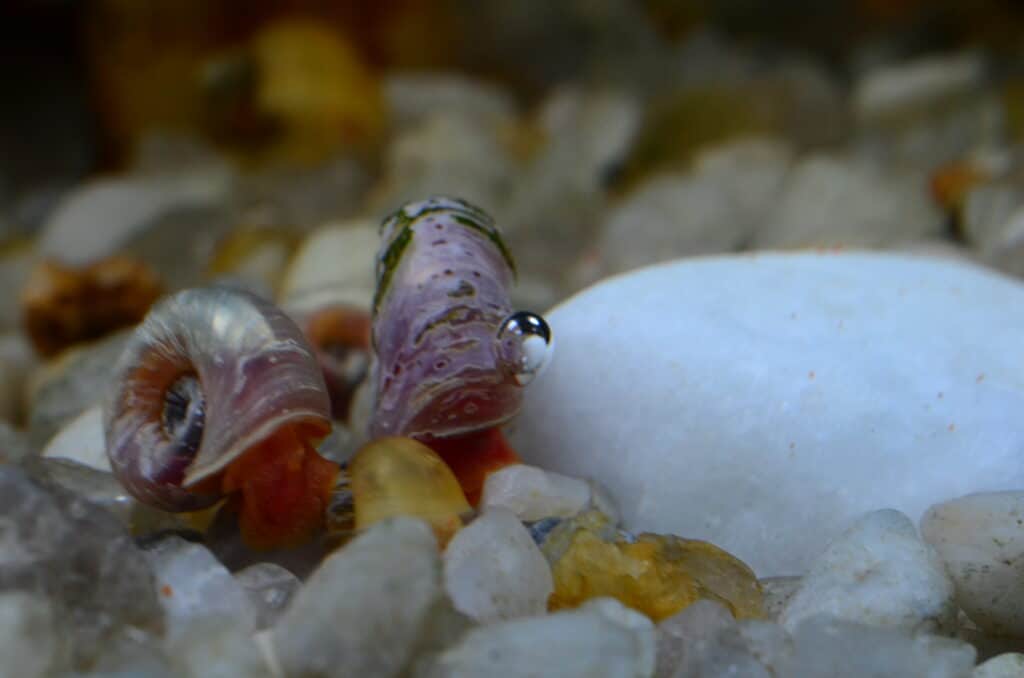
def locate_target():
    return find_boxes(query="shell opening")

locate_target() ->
[154,373,207,486]
[497,311,554,386]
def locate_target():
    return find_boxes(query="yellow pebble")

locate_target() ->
[544,511,764,622]
[350,437,470,547]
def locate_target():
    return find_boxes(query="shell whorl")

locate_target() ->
[104,286,331,511]
[370,197,533,440]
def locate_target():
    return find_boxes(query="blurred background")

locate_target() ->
[4,0,1024,389]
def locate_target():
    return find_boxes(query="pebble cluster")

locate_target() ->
[3,3,1024,677]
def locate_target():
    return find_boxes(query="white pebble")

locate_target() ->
[0,592,61,678]
[974,653,1024,678]
[921,491,1024,636]
[444,508,553,623]
[780,509,956,634]
[481,464,592,521]
[417,597,655,678]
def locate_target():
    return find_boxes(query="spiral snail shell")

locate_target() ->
[369,196,553,441]
[104,286,337,548]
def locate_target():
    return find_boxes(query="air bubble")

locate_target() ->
[497,311,553,386]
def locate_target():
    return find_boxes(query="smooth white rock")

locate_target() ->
[168,617,274,678]
[41,405,110,472]
[754,155,943,248]
[779,509,956,633]
[655,599,737,678]
[0,592,62,678]
[507,252,1024,575]
[443,508,553,623]
[234,563,301,631]
[277,220,378,311]
[974,653,1024,678]
[921,491,1024,636]
[480,465,593,521]
[418,597,655,678]
[272,518,441,678]
[143,537,256,641]
[39,172,230,266]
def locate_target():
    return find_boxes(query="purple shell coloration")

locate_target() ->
[369,196,550,440]
[104,286,331,512]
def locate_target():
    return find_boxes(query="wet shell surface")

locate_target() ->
[104,286,331,511]
[369,196,552,440]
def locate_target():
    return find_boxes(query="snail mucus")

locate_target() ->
[368,196,554,503]
[104,286,338,549]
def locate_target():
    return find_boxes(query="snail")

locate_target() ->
[104,286,338,549]
[368,196,553,502]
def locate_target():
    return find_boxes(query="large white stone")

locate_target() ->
[507,252,1024,576]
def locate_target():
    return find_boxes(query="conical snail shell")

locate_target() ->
[370,196,549,440]
[104,286,331,512]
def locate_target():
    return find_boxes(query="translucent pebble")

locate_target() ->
[655,599,736,678]
[0,466,163,668]
[141,536,256,640]
[780,509,956,634]
[481,464,592,521]
[974,653,1024,678]
[272,518,442,678]
[443,508,553,623]
[234,563,302,631]
[415,597,655,678]
[0,592,62,678]
[778,616,975,678]
[351,437,471,546]
[758,576,801,621]
[168,617,274,678]
[543,511,764,622]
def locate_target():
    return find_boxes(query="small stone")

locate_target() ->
[0,591,63,678]
[854,52,986,125]
[277,220,378,311]
[20,255,163,358]
[168,617,273,678]
[778,616,975,678]
[384,73,517,132]
[753,154,944,249]
[417,597,655,678]
[0,333,34,424]
[443,508,553,623]
[234,563,301,631]
[351,437,471,546]
[758,576,802,621]
[655,599,736,678]
[26,330,131,449]
[543,511,764,622]
[962,183,1024,278]
[0,466,163,668]
[41,405,110,472]
[920,491,1024,637]
[206,226,297,296]
[271,518,442,678]
[780,509,956,634]
[480,464,593,521]
[974,653,1024,678]
[142,536,255,641]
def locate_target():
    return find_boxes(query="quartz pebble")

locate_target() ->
[0,592,62,678]
[384,73,517,132]
[920,491,1024,637]
[509,253,1024,575]
[234,563,302,631]
[655,599,737,678]
[351,437,471,546]
[542,511,763,622]
[41,405,109,471]
[277,220,378,311]
[753,154,943,248]
[480,464,593,521]
[974,653,1024,678]
[142,536,256,641]
[417,597,655,678]
[168,617,273,678]
[0,466,163,668]
[443,508,553,623]
[780,509,956,634]
[272,518,442,678]
[962,184,1024,278]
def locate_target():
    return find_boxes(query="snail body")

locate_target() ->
[104,286,337,548]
